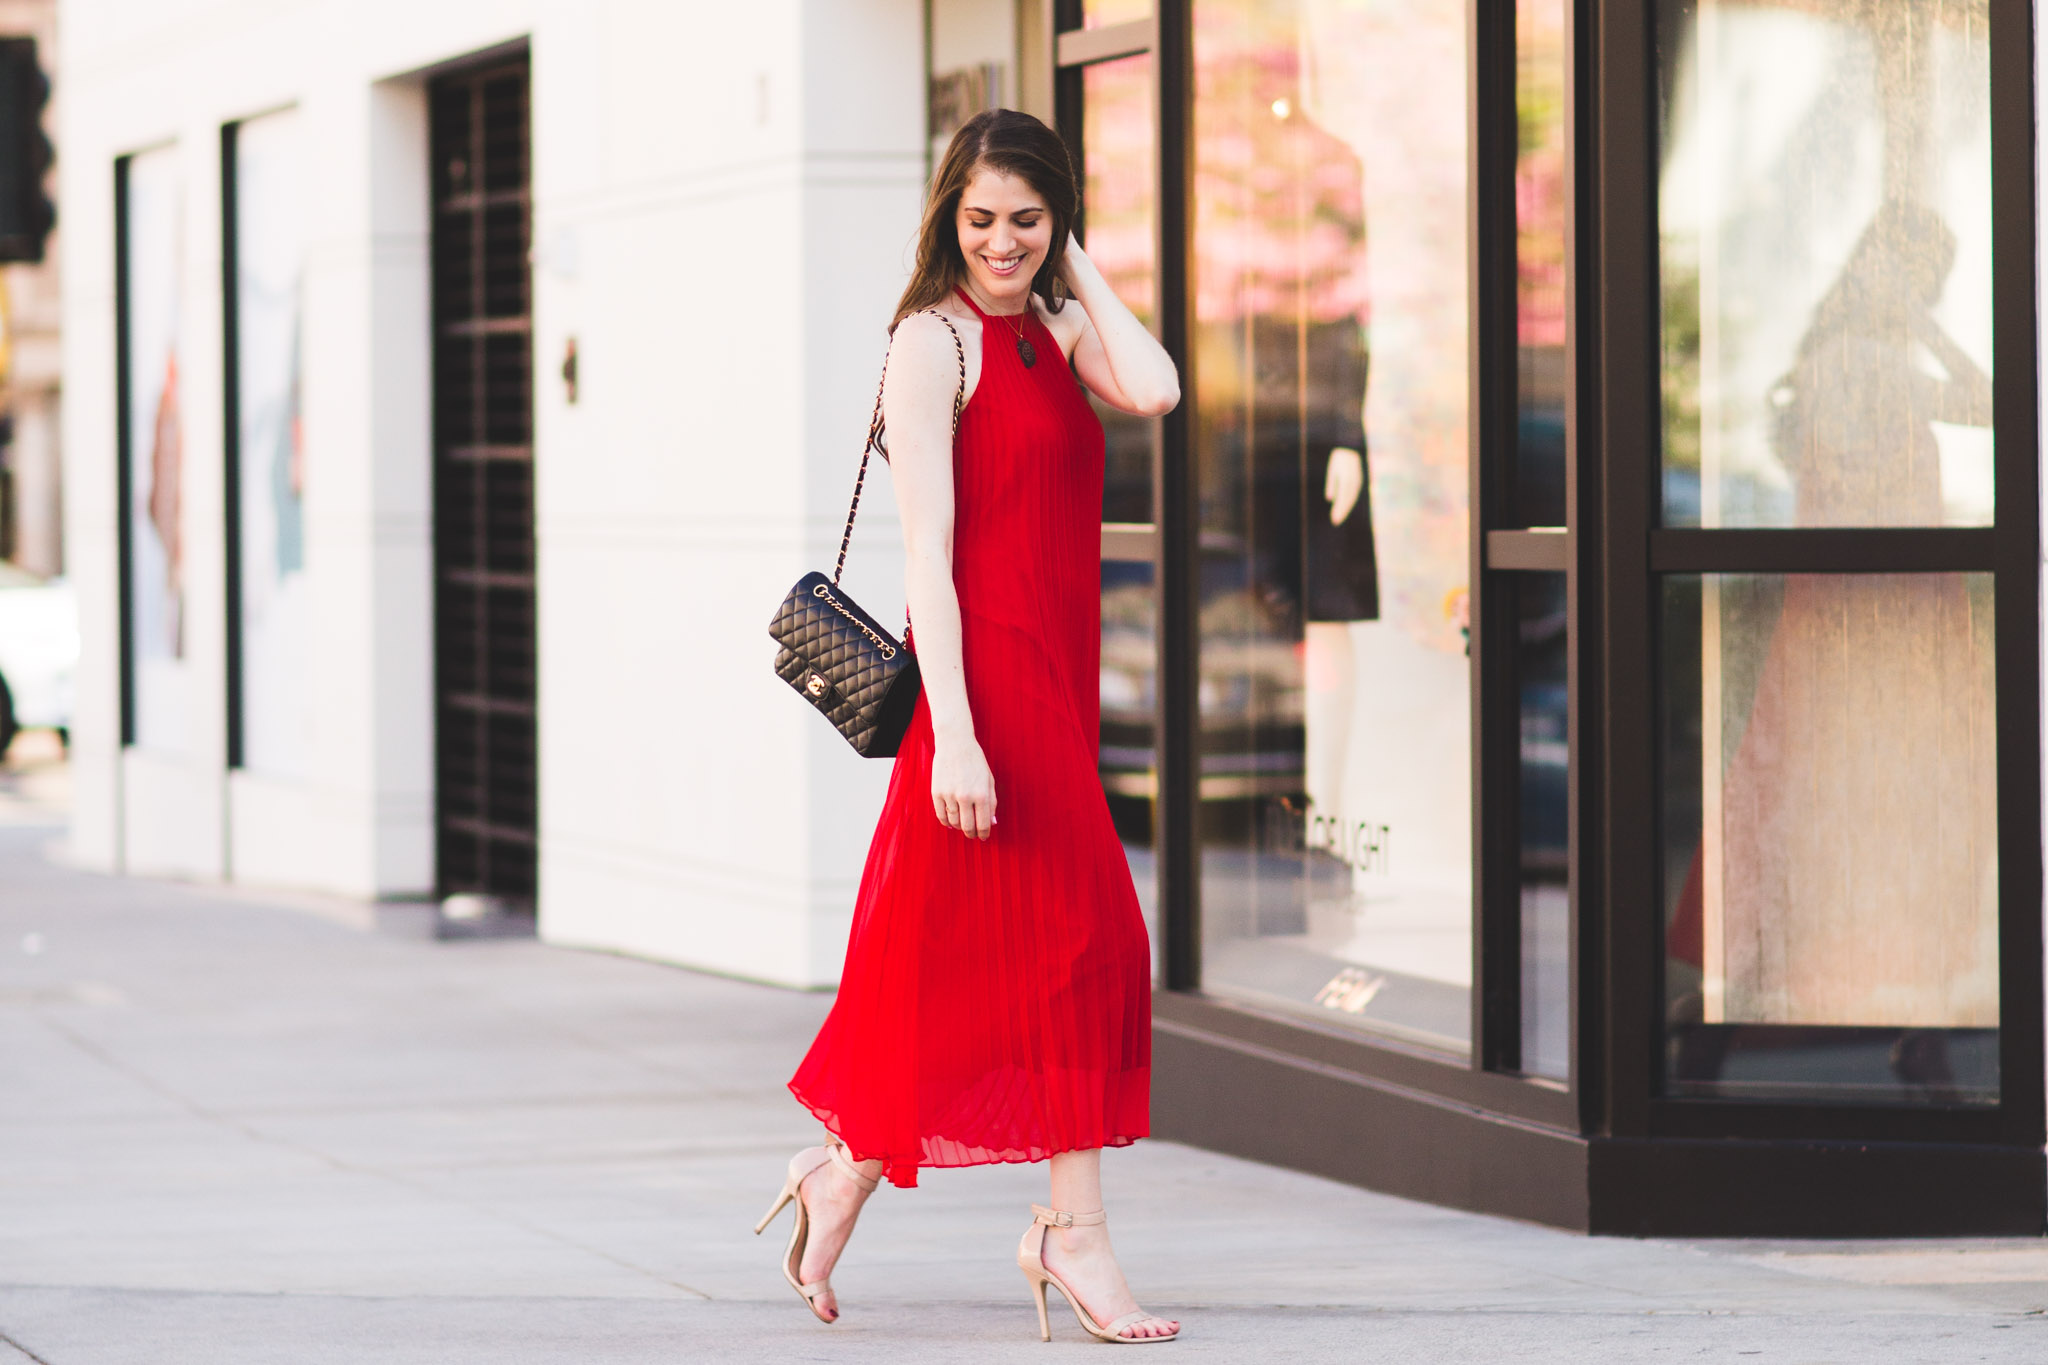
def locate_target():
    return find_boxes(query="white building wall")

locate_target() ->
[531,1,925,984]
[59,0,925,985]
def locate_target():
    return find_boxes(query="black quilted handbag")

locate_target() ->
[769,311,964,757]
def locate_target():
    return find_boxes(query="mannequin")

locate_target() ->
[1195,41,1382,939]
[1284,122,1377,860]
[1191,0,1475,1043]
[1304,445,1364,832]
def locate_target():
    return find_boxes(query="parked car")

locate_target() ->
[0,561,77,758]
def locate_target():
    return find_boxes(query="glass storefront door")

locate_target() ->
[1655,0,2003,1105]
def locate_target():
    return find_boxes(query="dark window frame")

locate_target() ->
[1594,0,2045,1150]
[1057,0,1583,1130]
[1472,0,1585,1088]
[113,153,135,749]
[1056,0,2044,1155]
[220,120,245,771]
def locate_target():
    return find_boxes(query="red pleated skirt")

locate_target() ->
[788,295,1152,1188]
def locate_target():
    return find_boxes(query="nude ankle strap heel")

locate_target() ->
[1016,1205,1178,1344]
[753,1141,878,1324]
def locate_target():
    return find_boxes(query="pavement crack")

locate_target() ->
[34,1012,299,1153]
[0,1328,54,1365]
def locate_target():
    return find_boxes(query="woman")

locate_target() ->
[756,109,1182,1344]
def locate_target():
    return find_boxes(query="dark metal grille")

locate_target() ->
[431,55,535,903]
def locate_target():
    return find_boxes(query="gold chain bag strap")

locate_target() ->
[768,310,965,757]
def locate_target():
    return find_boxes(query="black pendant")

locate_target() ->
[1016,336,1037,369]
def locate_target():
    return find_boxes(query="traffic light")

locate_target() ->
[0,37,52,263]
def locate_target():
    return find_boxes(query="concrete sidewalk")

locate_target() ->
[1,758,2044,1362]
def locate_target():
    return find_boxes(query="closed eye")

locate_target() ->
[963,209,1047,228]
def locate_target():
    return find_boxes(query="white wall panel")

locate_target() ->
[60,0,929,986]
[533,0,925,985]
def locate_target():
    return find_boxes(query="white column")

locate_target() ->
[531,0,926,986]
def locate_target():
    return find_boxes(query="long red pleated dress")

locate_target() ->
[788,287,1152,1189]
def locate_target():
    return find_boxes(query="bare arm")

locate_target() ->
[884,312,996,841]
[1913,317,1995,427]
[1060,234,1181,417]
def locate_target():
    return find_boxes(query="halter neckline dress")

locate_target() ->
[788,287,1153,1188]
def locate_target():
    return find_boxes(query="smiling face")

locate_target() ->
[955,168,1052,313]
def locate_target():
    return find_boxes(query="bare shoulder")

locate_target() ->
[888,303,979,407]
[890,308,972,373]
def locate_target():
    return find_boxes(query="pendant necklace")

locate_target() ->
[999,307,1037,369]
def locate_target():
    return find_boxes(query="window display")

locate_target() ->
[1082,52,1165,964]
[122,143,190,755]
[1191,0,1472,1053]
[230,110,312,778]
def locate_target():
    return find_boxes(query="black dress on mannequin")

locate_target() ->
[1300,319,1377,624]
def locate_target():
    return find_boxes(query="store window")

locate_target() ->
[928,0,1018,169]
[1190,0,1474,1053]
[1516,0,1569,529]
[117,144,189,755]
[1505,0,1573,1082]
[1656,0,2001,1103]
[1078,50,1165,955]
[1660,571,1999,1103]
[1658,0,1994,532]
[224,110,312,779]
[1044,0,2041,1231]
[1083,0,1152,27]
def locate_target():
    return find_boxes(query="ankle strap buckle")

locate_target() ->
[1033,1204,1104,1229]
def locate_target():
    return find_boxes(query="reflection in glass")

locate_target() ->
[1511,0,1572,1070]
[1192,0,1472,1053]
[927,0,1016,168]
[1661,573,1998,1103]
[1083,54,1162,972]
[1515,573,1569,1080]
[1082,54,1157,525]
[1658,0,1994,528]
[1083,0,1152,28]
[1516,0,1568,528]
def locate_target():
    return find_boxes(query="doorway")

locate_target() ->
[428,52,536,907]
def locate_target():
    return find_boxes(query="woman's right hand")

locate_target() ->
[931,734,997,840]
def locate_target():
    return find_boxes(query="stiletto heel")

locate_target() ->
[1016,1205,1178,1344]
[1027,1268,1053,1341]
[753,1141,879,1324]
[753,1184,796,1236]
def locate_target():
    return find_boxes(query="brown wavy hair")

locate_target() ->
[891,109,1077,333]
